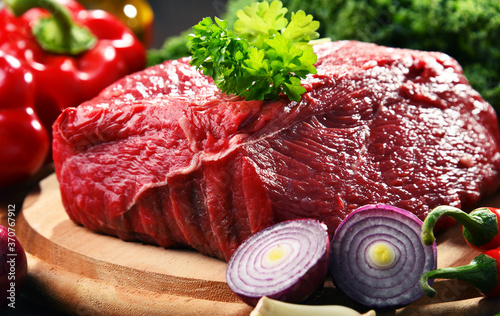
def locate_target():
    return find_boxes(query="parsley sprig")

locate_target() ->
[186,0,319,102]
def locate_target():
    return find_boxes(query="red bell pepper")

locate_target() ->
[0,51,49,189]
[421,205,500,252]
[0,0,146,136]
[420,248,500,298]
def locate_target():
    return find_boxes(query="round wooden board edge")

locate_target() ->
[23,252,253,316]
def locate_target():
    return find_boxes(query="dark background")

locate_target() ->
[149,0,229,49]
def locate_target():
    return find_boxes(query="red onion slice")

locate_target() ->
[330,204,437,309]
[226,219,330,306]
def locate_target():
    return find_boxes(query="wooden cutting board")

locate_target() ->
[13,174,500,315]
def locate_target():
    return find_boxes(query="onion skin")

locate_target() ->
[330,204,437,309]
[226,219,330,307]
[0,224,28,307]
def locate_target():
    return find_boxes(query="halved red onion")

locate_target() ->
[226,219,330,306]
[330,204,437,309]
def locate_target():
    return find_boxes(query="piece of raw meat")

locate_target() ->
[52,41,500,261]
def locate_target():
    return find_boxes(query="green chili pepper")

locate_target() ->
[421,206,500,251]
[420,249,500,298]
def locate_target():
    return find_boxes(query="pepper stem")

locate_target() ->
[420,253,498,297]
[421,205,498,248]
[4,0,96,55]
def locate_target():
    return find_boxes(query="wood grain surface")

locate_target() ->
[6,173,500,315]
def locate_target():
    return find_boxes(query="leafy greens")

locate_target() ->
[186,0,319,102]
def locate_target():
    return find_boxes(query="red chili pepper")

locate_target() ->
[0,51,49,189]
[1,0,146,135]
[420,248,500,297]
[421,205,500,252]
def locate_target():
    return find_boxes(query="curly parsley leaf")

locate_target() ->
[186,0,320,102]
[234,0,288,47]
[283,10,320,43]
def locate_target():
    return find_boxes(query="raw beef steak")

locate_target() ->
[53,41,500,261]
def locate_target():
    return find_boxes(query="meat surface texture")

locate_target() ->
[53,41,500,261]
